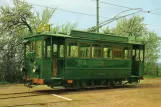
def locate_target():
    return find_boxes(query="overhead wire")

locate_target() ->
[99,1,133,9]
[99,8,143,25]
[96,1,161,28]
[88,8,143,32]
[29,3,110,19]
[28,2,161,29]
[98,1,161,16]
[148,8,161,12]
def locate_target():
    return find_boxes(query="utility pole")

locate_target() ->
[96,0,99,33]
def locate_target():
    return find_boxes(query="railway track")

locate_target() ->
[0,79,161,107]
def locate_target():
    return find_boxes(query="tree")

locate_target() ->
[102,15,161,75]
[0,0,56,82]
[0,0,78,82]
[141,31,161,75]
[101,27,112,34]
[51,22,77,34]
[0,0,33,34]
[31,8,56,33]
[113,16,146,37]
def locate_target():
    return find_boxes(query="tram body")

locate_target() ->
[22,30,144,88]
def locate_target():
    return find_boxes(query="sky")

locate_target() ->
[1,0,161,35]
[1,0,161,60]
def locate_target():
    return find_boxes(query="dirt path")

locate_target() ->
[0,78,161,107]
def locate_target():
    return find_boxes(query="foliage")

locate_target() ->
[141,32,161,75]
[51,22,77,34]
[144,75,161,78]
[112,16,146,37]
[101,27,112,34]
[0,0,33,34]
[0,0,78,83]
[103,16,161,75]
[0,0,77,83]
[31,8,56,33]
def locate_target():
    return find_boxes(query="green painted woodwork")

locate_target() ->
[65,58,131,79]
[43,59,52,79]
[139,62,144,77]
[70,30,128,42]
[23,30,145,88]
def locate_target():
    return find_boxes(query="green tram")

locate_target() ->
[22,30,145,88]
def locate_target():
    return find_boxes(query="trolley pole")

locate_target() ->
[96,0,99,33]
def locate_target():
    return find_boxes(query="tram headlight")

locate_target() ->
[21,66,26,72]
[32,65,39,74]
[32,66,36,73]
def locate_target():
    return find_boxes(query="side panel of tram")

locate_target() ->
[23,33,144,88]
[64,38,144,84]
[64,38,132,80]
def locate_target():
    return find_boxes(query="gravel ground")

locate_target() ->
[0,78,161,107]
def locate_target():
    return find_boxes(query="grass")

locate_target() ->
[0,81,9,85]
[144,75,161,78]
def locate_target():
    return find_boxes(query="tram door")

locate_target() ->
[44,37,52,79]
[132,45,144,77]
[52,41,57,77]
[52,38,65,77]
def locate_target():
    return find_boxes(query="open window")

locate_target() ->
[35,40,42,58]
[53,44,57,56]
[132,45,144,62]
[52,40,64,58]
[103,45,112,58]
[113,47,123,59]
[124,47,130,59]
[59,45,64,57]
[79,43,90,58]
[67,41,78,57]
[25,41,35,57]
[92,44,102,58]
[44,37,51,58]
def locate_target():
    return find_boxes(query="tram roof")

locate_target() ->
[24,30,143,45]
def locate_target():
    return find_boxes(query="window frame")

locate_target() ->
[103,45,113,59]
[67,40,79,58]
[79,43,91,58]
[35,40,42,59]
[123,47,131,60]
[112,46,123,59]
[91,44,102,58]
[59,44,65,58]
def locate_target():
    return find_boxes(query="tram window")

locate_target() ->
[92,44,101,58]
[103,46,112,58]
[47,46,50,57]
[132,50,135,56]
[36,41,42,58]
[136,50,140,61]
[80,44,90,58]
[44,39,51,58]
[124,47,129,59]
[25,41,35,56]
[113,47,123,59]
[53,44,57,55]
[67,42,78,57]
[140,50,144,61]
[59,45,64,57]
